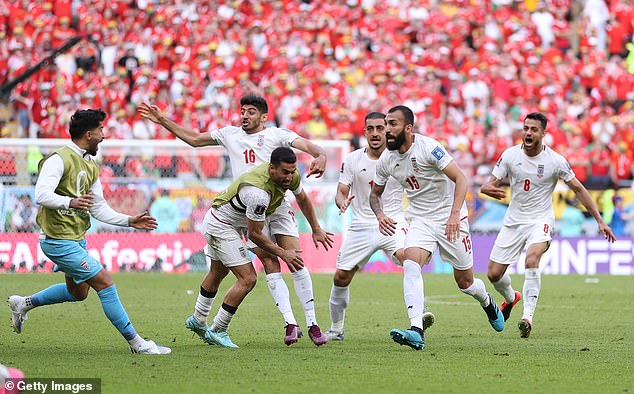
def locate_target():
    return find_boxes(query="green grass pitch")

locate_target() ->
[1,272,632,393]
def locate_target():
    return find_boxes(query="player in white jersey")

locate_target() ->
[370,105,504,351]
[139,95,332,346]
[325,112,435,341]
[480,112,616,338]
[196,147,332,347]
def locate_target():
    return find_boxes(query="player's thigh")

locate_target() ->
[436,220,473,270]
[378,218,408,266]
[526,221,553,255]
[403,218,437,265]
[40,239,103,284]
[336,228,379,271]
[268,201,299,238]
[204,229,251,268]
[489,224,528,265]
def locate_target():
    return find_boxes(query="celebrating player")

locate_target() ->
[480,112,616,338]
[326,112,434,341]
[370,105,504,351]
[140,95,330,346]
[8,109,170,355]
[198,147,333,347]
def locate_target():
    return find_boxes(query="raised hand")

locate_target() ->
[307,155,326,178]
[138,102,164,124]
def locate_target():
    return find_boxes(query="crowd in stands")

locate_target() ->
[1,0,633,189]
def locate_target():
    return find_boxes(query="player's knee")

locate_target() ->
[241,274,258,291]
[260,257,281,274]
[487,271,502,282]
[73,289,89,301]
[333,274,351,287]
[455,276,473,289]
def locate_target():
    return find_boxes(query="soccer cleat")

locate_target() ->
[518,318,532,338]
[284,324,303,346]
[483,293,505,332]
[185,315,214,345]
[308,325,327,346]
[130,340,172,355]
[422,311,436,333]
[324,329,344,341]
[500,291,521,322]
[390,328,425,350]
[8,296,29,334]
[205,329,239,348]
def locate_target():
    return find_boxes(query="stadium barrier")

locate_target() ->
[1,233,631,275]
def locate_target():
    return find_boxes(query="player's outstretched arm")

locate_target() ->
[442,161,468,243]
[566,178,616,242]
[138,102,217,147]
[370,182,396,236]
[247,219,304,270]
[295,190,334,250]
[335,183,354,215]
[128,211,158,230]
[290,138,327,178]
[480,175,506,200]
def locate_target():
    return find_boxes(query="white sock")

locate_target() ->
[291,268,317,326]
[522,268,541,321]
[492,272,516,303]
[460,278,489,306]
[194,291,214,326]
[211,305,234,332]
[24,296,35,312]
[329,284,350,332]
[128,334,145,349]
[403,260,424,329]
[266,273,297,325]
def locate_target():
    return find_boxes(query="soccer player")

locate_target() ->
[326,112,434,341]
[198,147,334,347]
[139,95,330,346]
[370,105,504,351]
[7,109,170,355]
[480,112,616,338]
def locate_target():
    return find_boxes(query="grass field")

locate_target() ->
[1,272,633,393]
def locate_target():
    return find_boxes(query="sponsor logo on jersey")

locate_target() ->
[537,164,544,178]
[431,146,445,160]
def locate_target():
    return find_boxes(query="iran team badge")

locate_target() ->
[537,164,544,178]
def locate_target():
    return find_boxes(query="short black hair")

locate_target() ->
[240,94,268,114]
[365,112,385,122]
[270,147,296,166]
[525,112,547,130]
[387,105,414,126]
[69,109,106,140]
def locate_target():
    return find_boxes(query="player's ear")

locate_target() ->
[261,112,268,122]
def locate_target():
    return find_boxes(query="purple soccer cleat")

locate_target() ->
[308,325,327,347]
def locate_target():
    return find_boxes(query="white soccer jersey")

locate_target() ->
[210,126,300,180]
[492,144,575,225]
[212,184,303,229]
[339,148,404,228]
[374,135,468,223]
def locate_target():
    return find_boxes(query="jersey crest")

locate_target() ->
[257,134,265,147]
[537,164,544,178]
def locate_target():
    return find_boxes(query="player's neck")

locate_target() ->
[523,142,544,157]
[398,135,413,154]
[367,146,384,159]
[243,126,266,134]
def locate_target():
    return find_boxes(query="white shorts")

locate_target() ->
[490,221,553,265]
[336,219,408,271]
[405,218,473,270]
[245,199,299,249]
[203,210,251,267]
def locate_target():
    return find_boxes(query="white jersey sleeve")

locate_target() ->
[239,186,271,222]
[491,151,509,180]
[556,156,576,183]
[338,152,355,187]
[373,151,391,187]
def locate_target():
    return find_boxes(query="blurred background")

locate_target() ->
[0,0,632,274]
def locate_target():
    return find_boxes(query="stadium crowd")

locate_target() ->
[0,0,633,189]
